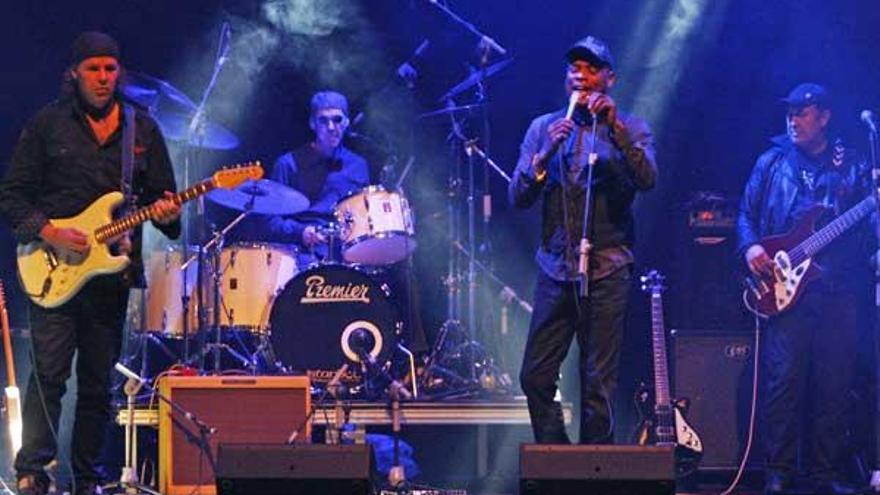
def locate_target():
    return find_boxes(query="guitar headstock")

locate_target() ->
[0,279,6,311]
[640,269,665,294]
[212,161,264,189]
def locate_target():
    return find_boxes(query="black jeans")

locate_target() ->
[761,284,858,481]
[15,275,128,483]
[520,266,630,444]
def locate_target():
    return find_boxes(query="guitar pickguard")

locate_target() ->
[771,250,811,312]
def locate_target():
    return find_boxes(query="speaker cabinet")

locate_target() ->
[158,375,310,495]
[672,330,756,470]
[519,444,675,494]
[216,443,374,495]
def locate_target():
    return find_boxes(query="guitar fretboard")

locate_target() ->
[789,195,876,266]
[94,180,216,243]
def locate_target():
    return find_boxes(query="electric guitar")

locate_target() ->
[0,280,22,455]
[743,195,875,318]
[634,270,702,477]
[17,163,263,308]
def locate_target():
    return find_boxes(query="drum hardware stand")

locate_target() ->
[187,200,257,374]
[178,22,233,365]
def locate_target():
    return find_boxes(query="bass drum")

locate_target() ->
[268,264,400,381]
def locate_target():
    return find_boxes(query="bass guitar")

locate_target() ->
[17,163,263,308]
[634,270,703,477]
[743,195,875,318]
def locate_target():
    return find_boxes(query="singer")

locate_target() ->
[737,82,870,495]
[0,32,180,495]
[508,35,657,444]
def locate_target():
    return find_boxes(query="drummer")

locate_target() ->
[264,90,369,266]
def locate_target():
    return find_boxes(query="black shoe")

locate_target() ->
[16,474,49,495]
[814,480,861,495]
[765,472,793,495]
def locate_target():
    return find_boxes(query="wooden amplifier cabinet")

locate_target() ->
[158,375,310,495]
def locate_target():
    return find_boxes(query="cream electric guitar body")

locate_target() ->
[17,163,263,308]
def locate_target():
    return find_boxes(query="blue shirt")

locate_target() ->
[264,144,369,259]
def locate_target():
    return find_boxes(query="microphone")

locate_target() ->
[565,91,581,120]
[115,362,144,384]
[861,110,878,135]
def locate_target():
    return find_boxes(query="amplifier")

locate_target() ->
[158,375,310,495]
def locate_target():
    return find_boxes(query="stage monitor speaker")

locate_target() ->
[158,375,310,495]
[215,443,373,495]
[672,329,756,470]
[519,444,675,495]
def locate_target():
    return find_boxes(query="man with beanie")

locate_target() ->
[509,36,657,444]
[0,31,180,495]
[737,83,868,495]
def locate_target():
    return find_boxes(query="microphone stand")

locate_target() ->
[868,124,880,492]
[424,0,506,56]
[111,365,218,488]
[182,22,232,365]
[578,114,600,299]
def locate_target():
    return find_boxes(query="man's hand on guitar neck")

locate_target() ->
[149,191,181,225]
[39,224,89,254]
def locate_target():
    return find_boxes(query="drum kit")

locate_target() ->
[128,162,419,390]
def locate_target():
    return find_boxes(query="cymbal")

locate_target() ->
[207,179,310,215]
[123,71,197,111]
[154,112,240,150]
[418,102,484,119]
[438,58,513,102]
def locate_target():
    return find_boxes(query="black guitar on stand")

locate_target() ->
[634,270,703,476]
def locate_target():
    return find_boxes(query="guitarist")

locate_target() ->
[0,32,180,495]
[736,83,869,495]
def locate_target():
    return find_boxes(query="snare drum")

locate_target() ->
[335,185,416,265]
[143,246,200,338]
[218,243,298,333]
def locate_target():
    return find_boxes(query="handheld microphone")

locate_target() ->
[565,91,581,120]
[861,110,878,135]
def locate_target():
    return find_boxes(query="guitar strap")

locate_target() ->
[121,103,136,213]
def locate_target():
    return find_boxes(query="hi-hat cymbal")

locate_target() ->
[438,58,513,102]
[154,112,240,150]
[207,179,310,215]
[123,71,197,111]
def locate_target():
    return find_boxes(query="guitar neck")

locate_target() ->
[793,195,876,263]
[94,179,215,243]
[650,290,671,407]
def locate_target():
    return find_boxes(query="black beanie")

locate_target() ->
[70,31,120,66]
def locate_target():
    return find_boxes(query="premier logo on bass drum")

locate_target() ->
[300,275,371,304]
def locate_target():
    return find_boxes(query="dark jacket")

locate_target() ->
[508,107,657,281]
[736,135,871,286]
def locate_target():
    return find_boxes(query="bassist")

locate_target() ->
[736,83,869,495]
[0,32,180,495]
